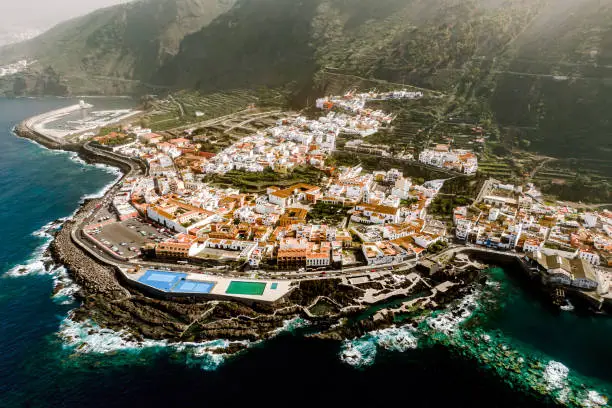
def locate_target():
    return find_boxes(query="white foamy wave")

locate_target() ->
[582,390,609,408]
[59,316,251,371]
[543,361,569,391]
[51,266,79,305]
[177,339,243,371]
[485,279,501,289]
[5,256,50,277]
[68,151,123,179]
[340,338,377,367]
[93,162,123,177]
[374,326,419,352]
[340,325,419,367]
[60,317,167,353]
[79,170,122,204]
[4,218,68,278]
[5,239,54,277]
[542,361,572,405]
[272,317,310,334]
[31,218,66,238]
[186,349,226,371]
[68,152,88,166]
[427,292,479,335]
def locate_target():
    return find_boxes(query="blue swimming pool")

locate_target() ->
[174,280,215,293]
[138,270,217,294]
[138,270,187,291]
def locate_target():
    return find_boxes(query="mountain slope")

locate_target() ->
[156,0,550,92]
[489,0,612,161]
[155,0,320,92]
[2,0,611,173]
[0,0,236,93]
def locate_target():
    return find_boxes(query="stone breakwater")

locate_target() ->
[49,198,128,297]
[14,121,63,149]
[15,117,136,297]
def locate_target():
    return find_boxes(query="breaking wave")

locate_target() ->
[51,266,80,305]
[59,316,238,371]
[74,157,123,203]
[57,313,314,372]
[3,153,121,281]
[272,317,311,334]
[340,338,378,368]
[4,219,65,278]
[426,291,479,336]
[340,326,419,368]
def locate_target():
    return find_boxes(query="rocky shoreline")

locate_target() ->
[13,122,307,343]
[13,120,484,352]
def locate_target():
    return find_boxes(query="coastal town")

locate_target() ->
[67,89,458,303]
[6,3,612,407]
[9,84,612,408]
[15,87,609,311]
[0,59,32,78]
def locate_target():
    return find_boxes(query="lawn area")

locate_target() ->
[226,281,266,296]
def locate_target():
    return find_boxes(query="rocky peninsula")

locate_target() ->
[12,108,490,355]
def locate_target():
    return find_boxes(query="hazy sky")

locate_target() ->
[0,0,132,31]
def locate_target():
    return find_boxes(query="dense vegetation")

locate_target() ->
[428,195,473,217]
[307,202,349,225]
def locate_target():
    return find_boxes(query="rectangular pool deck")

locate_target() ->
[129,269,293,304]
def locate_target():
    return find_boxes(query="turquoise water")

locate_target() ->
[1,97,611,408]
[483,267,612,382]
[341,268,611,407]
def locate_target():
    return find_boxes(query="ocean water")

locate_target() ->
[0,98,610,408]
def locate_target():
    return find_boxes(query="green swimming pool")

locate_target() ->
[226,281,266,296]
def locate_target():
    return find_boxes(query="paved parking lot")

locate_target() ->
[92,205,118,223]
[88,217,175,258]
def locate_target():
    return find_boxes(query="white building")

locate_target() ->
[578,250,601,266]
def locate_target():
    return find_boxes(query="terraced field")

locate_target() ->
[359,97,447,152]
[534,160,612,185]
[533,159,612,203]
[147,89,287,131]
[178,90,259,118]
[477,159,517,181]
[533,168,575,185]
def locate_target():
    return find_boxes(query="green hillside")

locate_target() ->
[0,0,236,95]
